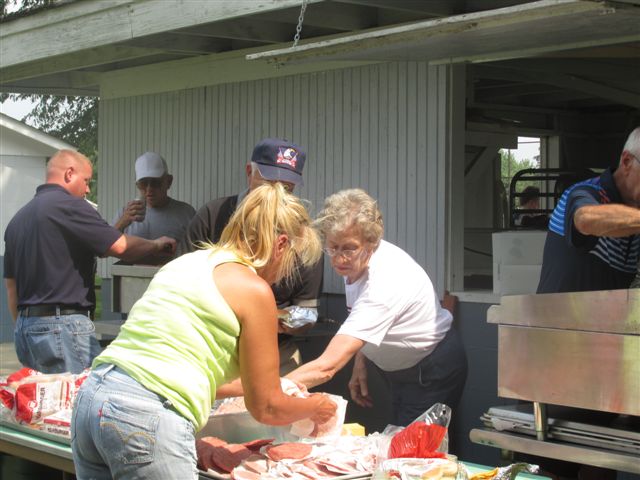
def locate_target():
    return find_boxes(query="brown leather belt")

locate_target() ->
[20,305,91,317]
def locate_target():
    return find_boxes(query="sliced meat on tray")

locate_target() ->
[265,442,313,461]
[230,466,261,480]
[197,436,275,473]
[316,456,360,475]
[211,443,253,472]
[242,438,274,452]
[239,454,268,475]
[196,437,226,471]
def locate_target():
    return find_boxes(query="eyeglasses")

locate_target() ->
[323,246,364,260]
[136,178,164,189]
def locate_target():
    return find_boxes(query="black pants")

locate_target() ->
[375,328,468,427]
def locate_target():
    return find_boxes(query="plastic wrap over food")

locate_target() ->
[210,378,347,442]
[289,393,348,439]
[197,434,380,478]
[375,457,460,479]
[279,305,318,329]
[465,462,540,480]
[0,367,88,438]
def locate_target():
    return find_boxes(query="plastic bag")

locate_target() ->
[375,457,460,480]
[466,462,539,480]
[388,403,451,459]
[0,367,88,427]
[279,305,318,329]
[212,379,347,441]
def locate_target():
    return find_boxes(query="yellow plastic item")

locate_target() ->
[470,467,499,479]
[341,423,365,436]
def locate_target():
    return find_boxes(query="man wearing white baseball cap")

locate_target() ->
[113,152,195,257]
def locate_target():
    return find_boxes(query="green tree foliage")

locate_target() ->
[1,0,53,18]
[1,0,99,203]
[500,149,538,192]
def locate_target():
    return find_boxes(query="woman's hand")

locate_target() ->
[308,393,337,424]
[348,353,373,408]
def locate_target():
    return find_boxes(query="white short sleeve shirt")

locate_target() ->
[337,240,452,371]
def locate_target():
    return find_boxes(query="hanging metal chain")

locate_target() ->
[292,0,308,48]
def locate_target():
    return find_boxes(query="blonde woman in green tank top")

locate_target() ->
[71,183,337,480]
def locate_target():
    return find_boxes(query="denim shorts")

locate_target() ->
[71,364,198,480]
[14,313,101,374]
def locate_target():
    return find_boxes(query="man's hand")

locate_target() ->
[153,236,177,256]
[114,199,145,231]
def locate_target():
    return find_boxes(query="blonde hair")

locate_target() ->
[215,183,321,285]
[315,188,384,246]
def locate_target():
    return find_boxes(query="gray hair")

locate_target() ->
[622,127,640,158]
[314,188,384,246]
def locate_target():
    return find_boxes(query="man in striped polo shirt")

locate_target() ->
[537,126,640,293]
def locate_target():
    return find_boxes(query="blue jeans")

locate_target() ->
[71,364,198,480]
[14,313,101,374]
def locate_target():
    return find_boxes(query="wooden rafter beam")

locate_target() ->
[473,64,640,108]
[0,0,326,69]
[180,18,297,44]
[331,0,466,16]
[258,2,378,31]
[127,33,230,56]
[495,57,640,84]
[0,45,164,84]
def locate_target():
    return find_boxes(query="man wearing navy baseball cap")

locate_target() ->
[177,138,323,374]
[250,138,306,187]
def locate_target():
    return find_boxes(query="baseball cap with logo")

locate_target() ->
[135,152,168,181]
[251,138,306,186]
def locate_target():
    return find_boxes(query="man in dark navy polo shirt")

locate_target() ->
[538,127,640,293]
[3,149,177,374]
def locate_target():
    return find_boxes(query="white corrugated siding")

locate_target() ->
[98,62,453,294]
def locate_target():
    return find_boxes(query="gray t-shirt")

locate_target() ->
[113,197,196,241]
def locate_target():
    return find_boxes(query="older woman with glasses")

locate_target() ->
[287,188,468,427]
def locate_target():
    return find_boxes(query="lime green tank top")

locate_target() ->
[94,248,250,430]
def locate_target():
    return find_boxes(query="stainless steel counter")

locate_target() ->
[487,289,639,416]
[471,288,640,473]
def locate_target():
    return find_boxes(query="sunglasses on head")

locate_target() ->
[136,177,164,189]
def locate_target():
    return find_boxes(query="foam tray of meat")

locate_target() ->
[201,470,371,480]
[197,435,378,480]
[200,470,372,480]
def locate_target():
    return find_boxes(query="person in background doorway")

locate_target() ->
[287,188,468,427]
[513,185,548,229]
[178,138,323,374]
[3,150,176,375]
[71,184,336,480]
[113,152,195,260]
